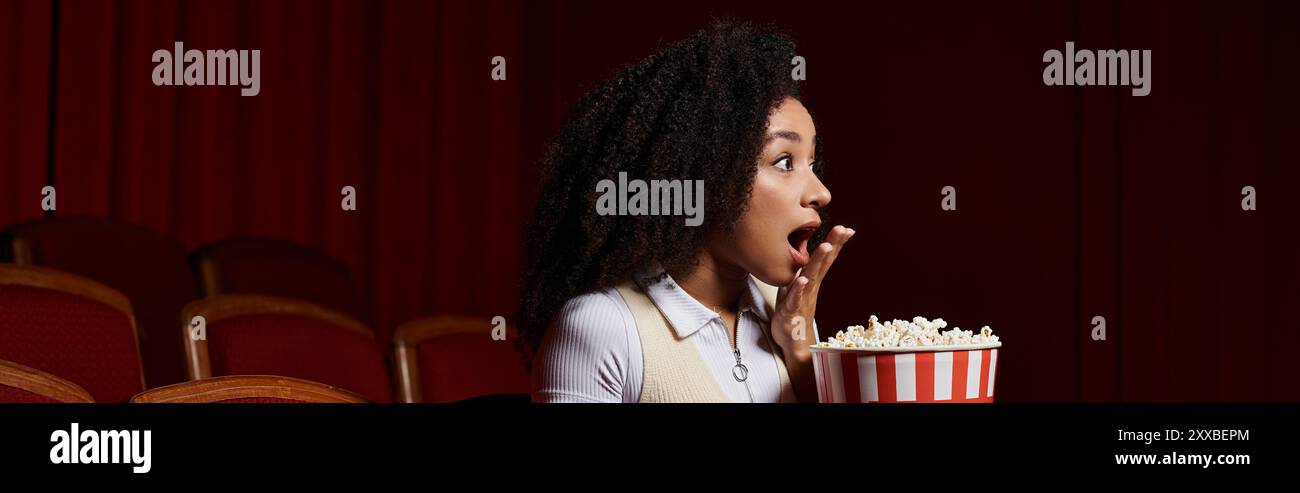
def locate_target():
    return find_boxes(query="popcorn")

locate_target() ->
[818,315,1001,349]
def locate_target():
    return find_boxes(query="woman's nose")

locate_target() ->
[804,171,831,209]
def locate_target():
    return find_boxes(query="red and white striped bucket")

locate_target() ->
[810,344,1001,403]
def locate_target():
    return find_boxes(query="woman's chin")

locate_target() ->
[751,264,799,288]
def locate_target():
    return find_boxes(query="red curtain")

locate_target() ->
[2,0,1298,401]
[0,0,50,226]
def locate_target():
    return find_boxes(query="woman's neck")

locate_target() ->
[672,250,748,312]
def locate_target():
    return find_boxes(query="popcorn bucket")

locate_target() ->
[810,343,1001,403]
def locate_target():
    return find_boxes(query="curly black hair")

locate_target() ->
[516,21,812,368]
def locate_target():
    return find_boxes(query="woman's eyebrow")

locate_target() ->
[765,129,802,144]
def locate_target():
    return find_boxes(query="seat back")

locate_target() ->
[392,316,528,403]
[0,264,145,402]
[3,217,196,387]
[183,295,391,402]
[192,237,361,319]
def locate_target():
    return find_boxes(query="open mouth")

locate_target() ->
[787,223,818,266]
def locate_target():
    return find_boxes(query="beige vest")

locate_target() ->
[614,277,792,403]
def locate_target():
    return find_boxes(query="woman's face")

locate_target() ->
[713,97,831,287]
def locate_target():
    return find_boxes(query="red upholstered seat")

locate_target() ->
[183,295,391,402]
[415,333,530,402]
[393,316,529,403]
[207,315,391,401]
[129,375,368,403]
[0,265,144,402]
[2,217,197,388]
[192,237,362,320]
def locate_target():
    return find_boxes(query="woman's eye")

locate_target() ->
[773,156,793,172]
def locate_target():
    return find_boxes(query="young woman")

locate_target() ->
[518,21,854,403]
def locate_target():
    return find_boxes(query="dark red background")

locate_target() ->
[1,0,1296,402]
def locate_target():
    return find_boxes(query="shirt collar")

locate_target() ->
[634,264,772,339]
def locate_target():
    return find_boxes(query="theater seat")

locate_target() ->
[0,359,95,403]
[392,316,529,403]
[2,216,197,388]
[183,294,392,402]
[129,375,368,403]
[0,264,145,402]
[191,237,362,320]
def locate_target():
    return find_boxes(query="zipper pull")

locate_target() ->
[731,348,748,382]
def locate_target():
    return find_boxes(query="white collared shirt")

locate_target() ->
[532,269,817,403]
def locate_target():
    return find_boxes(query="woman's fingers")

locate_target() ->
[802,225,854,291]
[777,267,801,304]
[813,226,854,284]
[799,227,839,284]
[780,275,809,316]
